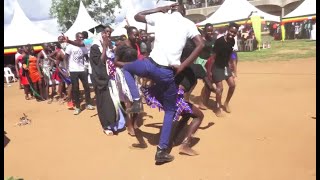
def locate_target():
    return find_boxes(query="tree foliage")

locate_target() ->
[50,0,121,32]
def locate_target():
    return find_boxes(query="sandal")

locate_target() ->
[25,96,30,100]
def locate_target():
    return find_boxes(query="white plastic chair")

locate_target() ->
[4,67,17,86]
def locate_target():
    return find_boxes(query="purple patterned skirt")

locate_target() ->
[107,59,116,80]
[141,86,193,121]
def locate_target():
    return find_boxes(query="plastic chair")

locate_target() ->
[4,67,17,86]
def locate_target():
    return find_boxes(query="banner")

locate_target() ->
[250,15,262,50]
[281,23,285,41]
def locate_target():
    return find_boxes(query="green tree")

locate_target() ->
[50,0,121,32]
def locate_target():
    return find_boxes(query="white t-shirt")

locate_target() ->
[233,35,238,51]
[15,52,22,68]
[65,44,88,72]
[145,12,200,66]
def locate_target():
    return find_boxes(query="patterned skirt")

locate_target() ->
[141,86,193,121]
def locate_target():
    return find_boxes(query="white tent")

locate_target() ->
[111,0,176,36]
[111,8,155,36]
[64,1,99,39]
[4,0,57,47]
[197,0,280,26]
[283,0,316,19]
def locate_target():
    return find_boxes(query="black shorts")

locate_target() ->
[212,65,232,83]
[189,64,206,79]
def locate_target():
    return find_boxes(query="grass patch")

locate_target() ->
[238,39,316,62]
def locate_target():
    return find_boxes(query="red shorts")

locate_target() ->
[52,68,61,82]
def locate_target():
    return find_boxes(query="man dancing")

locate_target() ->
[207,22,239,117]
[120,2,204,163]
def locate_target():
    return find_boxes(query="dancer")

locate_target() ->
[207,22,239,117]
[114,38,141,136]
[142,38,205,156]
[121,2,204,163]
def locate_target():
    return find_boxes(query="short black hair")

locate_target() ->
[82,31,88,39]
[116,45,137,62]
[204,23,213,31]
[229,22,240,29]
[127,26,138,36]
[76,32,82,38]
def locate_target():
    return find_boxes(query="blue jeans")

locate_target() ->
[123,59,177,149]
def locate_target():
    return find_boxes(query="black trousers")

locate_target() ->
[70,71,91,108]
[94,85,117,130]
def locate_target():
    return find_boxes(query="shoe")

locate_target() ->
[127,99,143,113]
[73,108,81,115]
[155,146,174,163]
[86,104,95,110]
[103,129,114,136]
[67,101,74,109]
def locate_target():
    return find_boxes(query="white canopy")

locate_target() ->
[283,0,316,19]
[4,0,57,47]
[197,0,280,26]
[111,0,176,36]
[64,1,99,39]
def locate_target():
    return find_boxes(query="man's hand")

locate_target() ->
[170,64,183,75]
[100,33,110,49]
[62,35,69,42]
[157,3,179,13]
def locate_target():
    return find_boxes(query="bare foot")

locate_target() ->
[223,103,231,113]
[127,128,135,137]
[179,144,199,156]
[47,99,53,104]
[198,104,207,110]
[215,108,225,117]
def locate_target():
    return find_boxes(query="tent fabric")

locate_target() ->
[64,1,99,39]
[111,0,176,35]
[197,0,280,26]
[283,0,316,19]
[4,0,57,47]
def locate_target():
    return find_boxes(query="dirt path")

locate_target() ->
[4,58,316,180]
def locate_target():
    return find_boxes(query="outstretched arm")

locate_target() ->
[134,3,179,23]
[66,39,85,47]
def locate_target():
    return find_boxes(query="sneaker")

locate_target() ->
[86,104,95,110]
[155,146,174,163]
[73,108,81,115]
[67,101,74,109]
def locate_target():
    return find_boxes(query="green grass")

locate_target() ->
[238,38,316,62]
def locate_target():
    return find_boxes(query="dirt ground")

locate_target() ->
[4,58,316,180]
